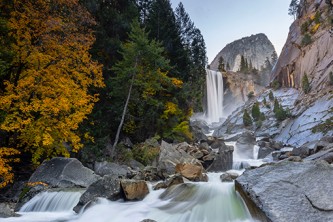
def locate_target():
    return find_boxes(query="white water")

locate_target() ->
[206,69,224,124]
[1,175,255,222]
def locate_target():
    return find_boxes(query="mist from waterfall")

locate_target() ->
[205,69,224,124]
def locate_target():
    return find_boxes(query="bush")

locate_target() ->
[243,109,252,126]
[247,91,255,99]
[273,99,288,121]
[132,137,160,166]
[314,11,321,24]
[301,21,309,34]
[302,34,312,46]
[271,80,280,90]
[302,73,310,94]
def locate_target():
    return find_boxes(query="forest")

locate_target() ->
[0,0,207,188]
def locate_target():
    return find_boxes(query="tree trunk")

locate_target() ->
[111,61,137,158]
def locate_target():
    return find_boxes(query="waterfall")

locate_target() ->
[19,191,82,212]
[205,69,224,124]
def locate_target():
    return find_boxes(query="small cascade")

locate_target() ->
[205,69,224,124]
[19,191,82,212]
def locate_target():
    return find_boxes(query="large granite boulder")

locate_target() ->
[175,163,207,182]
[94,161,131,178]
[120,179,149,201]
[74,175,122,213]
[206,142,233,172]
[29,157,101,188]
[236,160,333,222]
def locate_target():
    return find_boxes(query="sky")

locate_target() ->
[170,0,294,63]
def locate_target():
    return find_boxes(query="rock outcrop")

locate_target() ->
[28,157,101,188]
[120,179,149,201]
[210,33,276,73]
[272,0,333,91]
[236,161,333,222]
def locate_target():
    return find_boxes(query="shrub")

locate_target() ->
[302,34,312,46]
[273,99,288,121]
[301,21,309,34]
[271,80,280,90]
[247,91,255,99]
[243,109,252,126]
[314,11,321,24]
[302,73,310,94]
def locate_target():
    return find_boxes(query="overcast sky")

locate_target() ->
[170,0,294,63]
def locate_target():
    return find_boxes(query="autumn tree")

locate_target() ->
[0,0,104,165]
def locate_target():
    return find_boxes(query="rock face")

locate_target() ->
[272,0,333,91]
[210,33,276,73]
[94,161,130,178]
[175,163,207,182]
[206,142,233,172]
[29,157,101,188]
[236,161,333,222]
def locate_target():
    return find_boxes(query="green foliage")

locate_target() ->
[312,117,333,133]
[314,11,321,24]
[218,56,225,72]
[132,137,160,165]
[243,109,252,126]
[302,73,310,94]
[239,55,250,73]
[301,21,309,34]
[271,80,281,90]
[251,102,261,121]
[302,34,312,46]
[273,99,288,121]
[247,91,255,99]
[288,0,300,20]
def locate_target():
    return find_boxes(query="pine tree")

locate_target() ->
[251,102,261,121]
[243,109,252,126]
[218,56,225,72]
[302,73,310,94]
[288,0,300,20]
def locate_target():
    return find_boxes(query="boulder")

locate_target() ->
[258,147,275,159]
[175,163,207,182]
[74,175,122,213]
[29,157,101,188]
[236,161,333,222]
[153,174,184,190]
[120,179,149,201]
[94,161,131,178]
[207,143,233,172]
[305,148,333,163]
[157,141,202,178]
[220,172,239,182]
[0,202,16,218]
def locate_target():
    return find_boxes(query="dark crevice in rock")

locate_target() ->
[305,194,333,212]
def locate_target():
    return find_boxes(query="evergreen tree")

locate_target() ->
[218,56,225,72]
[302,73,310,94]
[269,91,274,101]
[111,21,190,149]
[240,55,246,72]
[243,109,252,126]
[251,102,261,121]
[288,0,300,20]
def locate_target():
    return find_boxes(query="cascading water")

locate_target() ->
[205,69,224,124]
[19,191,82,212]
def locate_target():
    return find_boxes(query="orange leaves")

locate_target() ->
[0,147,20,188]
[0,0,104,165]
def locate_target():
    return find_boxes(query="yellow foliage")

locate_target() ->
[0,0,104,165]
[172,121,193,141]
[310,13,316,21]
[171,78,183,88]
[0,147,20,188]
[26,181,48,187]
[161,102,179,119]
[123,118,136,134]
[311,23,320,34]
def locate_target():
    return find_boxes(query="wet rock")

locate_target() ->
[305,148,333,164]
[74,175,122,213]
[235,131,256,159]
[0,202,16,218]
[236,161,333,222]
[153,174,184,190]
[258,147,275,159]
[220,172,239,182]
[207,143,233,172]
[120,179,149,201]
[29,157,101,188]
[175,163,207,182]
[291,145,315,158]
